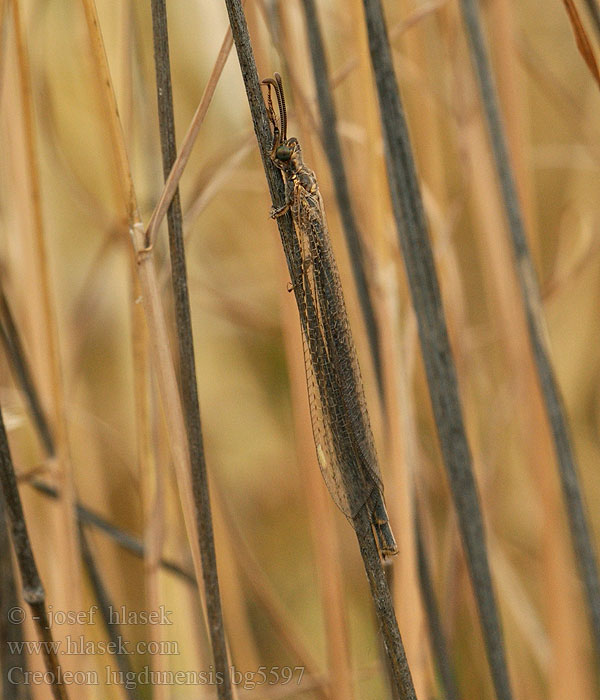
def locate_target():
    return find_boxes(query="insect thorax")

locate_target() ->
[278,143,318,195]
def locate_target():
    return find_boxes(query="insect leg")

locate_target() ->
[366,490,398,561]
[270,179,295,218]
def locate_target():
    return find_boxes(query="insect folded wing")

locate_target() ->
[261,73,397,562]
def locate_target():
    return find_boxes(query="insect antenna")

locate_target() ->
[261,77,281,150]
[273,72,287,141]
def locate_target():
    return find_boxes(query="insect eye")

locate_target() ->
[276,145,292,161]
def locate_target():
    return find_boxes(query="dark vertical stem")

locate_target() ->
[0,288,54,457]
[415,510,460,700]
[582,0,600,38]
[222,0,292,229]
[299,0,384,402]
[221,1,416,696]
[78,527,140,700]
[0,288,37,700]
[0,406,68,700]
[148,3,232,698]
[458,0,600,670]
[353,508,417,700]
[0,492,31,700]
[360,1,513,699]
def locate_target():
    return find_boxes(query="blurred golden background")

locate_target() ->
[1,0,600,698]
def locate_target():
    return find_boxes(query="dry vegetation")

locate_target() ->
[1,0,600,698]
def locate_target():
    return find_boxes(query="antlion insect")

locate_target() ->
[261,73,398,561]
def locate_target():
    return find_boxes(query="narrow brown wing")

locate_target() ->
[293,184,382,518]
